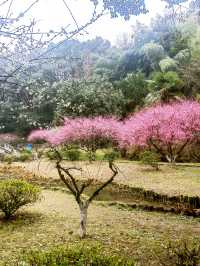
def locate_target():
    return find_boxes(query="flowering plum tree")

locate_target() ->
[28,116,120,238]
[119,101,200,163]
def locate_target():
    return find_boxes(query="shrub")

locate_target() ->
[46,148,81,161]
[104,150,120,162]
[0,179,41,219]
[18,152,32,162]
[174,49,191,65]
[1,151,32,163]
[46,149,59,160]
[159,57,177,72]
[159,240,200,266]
[141,42,165,66]
[23,148,32,154]
[65,149,81,161]
[2,154,15,164]
[18,245,135,266]
[139,150,160,170]
[126,148,141,161]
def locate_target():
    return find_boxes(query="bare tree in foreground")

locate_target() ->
[28,116,120,238]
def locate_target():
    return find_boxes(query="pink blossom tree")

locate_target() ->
[28,117,121,238]
[119,101,200,163]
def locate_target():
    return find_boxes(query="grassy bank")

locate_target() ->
[0,189,200,265]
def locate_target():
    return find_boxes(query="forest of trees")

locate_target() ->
[1,0,200,135]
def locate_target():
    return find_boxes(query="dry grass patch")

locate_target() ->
[16,160,200,196]
[0,189,200,265]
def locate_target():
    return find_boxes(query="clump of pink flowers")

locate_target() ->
[28,116,122,148]
[118,101,200,162]
[28,101,200,162]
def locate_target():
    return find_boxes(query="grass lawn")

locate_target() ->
[0,189,200,265]
[17,160,200,196]
[0,161,200,265]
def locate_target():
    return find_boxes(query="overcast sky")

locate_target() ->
[2,0,167,43]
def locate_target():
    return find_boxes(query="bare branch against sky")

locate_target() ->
[0,0,187,86]
[0,0,106,86]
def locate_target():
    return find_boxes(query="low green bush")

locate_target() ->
[46,150,59,160]
[1,152,32,163]
[0,179,41,219]
[126,148,141,161]
[18,152,32,162]
[18,245,135,266]
[46,148,82,161]
[23,149,32,154]
[139,150,160,170]
[65,149,81,161]
[104,150,120,162]
[2,154,15,164]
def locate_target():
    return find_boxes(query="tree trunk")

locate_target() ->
[79,202,88,238]
[166,154,177,164]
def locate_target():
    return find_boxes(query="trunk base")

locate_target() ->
[79,203,88,239]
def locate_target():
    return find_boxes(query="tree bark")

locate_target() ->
[79,202,88,239]
[56,155,118,238]
[166,154,177,164]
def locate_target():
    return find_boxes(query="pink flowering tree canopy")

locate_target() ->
[28,116,120,238]
[119,101,200,162]
[29,116,120,151]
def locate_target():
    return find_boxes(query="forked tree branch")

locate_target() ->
[57,164,82,195]
[88,161,118,203]
[149,139,166,158]
[56,161,77,196]
[55,149,118,206]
